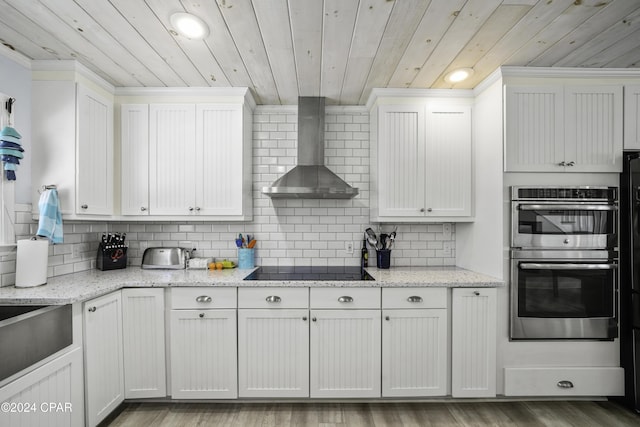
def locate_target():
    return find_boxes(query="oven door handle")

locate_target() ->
[518,204,617,211]
[519,263,618,270]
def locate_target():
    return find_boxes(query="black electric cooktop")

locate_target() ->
[243,266,374,281]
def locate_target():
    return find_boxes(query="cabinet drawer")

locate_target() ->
[382,288,447,309]
[504,367,624,397]
[171,287,237,309]
[310,288,380,309]
[238,287,308,308]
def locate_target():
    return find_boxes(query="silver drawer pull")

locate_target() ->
[199,313,205,318]
[338,296,353,303]
[474,291,480,296]
[87,306,96,312]
[196,296,212,303]
[407,296,423,303]
[557,380,574,389]
[266,295,281,303]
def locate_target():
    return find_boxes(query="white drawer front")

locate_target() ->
[310,287,380,309]
[171,287,237,309]
[504,367,624,397]
[382,288,447,309]
[238,287,309,308]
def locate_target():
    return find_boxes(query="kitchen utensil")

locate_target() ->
[365,228,379,249]
[247,239,257,249]
[387,231,396,249]
[380,233,388,250]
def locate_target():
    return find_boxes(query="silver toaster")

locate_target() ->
[141,247,192,269]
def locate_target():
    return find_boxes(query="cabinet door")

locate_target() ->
[451,288,496,398]
[84,291,124,427]
[377,104,426,217]
[625,85,640,150]
[76,84,113,215]
[504,86,564,172]
[31,80,76,216]
[382,309,447,397]
[149,104,196,215]
[310,309,381,398]
[238,309,309,398]
[196,104,244,216]
[564,85,623,172]
[170,309,237,399]
[425,105,472,217]
[121,104,150,215]
[0,347,84,427]
[121,289,166,398]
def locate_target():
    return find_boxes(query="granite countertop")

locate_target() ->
[0,266,503,305]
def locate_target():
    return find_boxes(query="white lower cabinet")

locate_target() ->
[238,287,309,397]
[0,347,84,427]
[121,288,166,398]
[84,291,124,427]
[238,309,309,397]
[169,288,237,399]
[309,288,382,398]
[504,367,624,396]
[382,288,448,397]
[451,288,497,398]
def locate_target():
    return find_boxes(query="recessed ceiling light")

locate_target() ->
[445,68,474,83]
[170,12,209,40]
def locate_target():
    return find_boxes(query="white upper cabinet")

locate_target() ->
[32,74,114,219]
[149,104,197,216]
[120,104,150,215]
[118,89,254,220]
[624,85,640,150]
[369,90,473,223]
[505,84,623,172]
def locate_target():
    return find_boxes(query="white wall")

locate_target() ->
[456,78,503,279]
[0,47,31,203]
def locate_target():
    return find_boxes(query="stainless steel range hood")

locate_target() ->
[262,97,359,199]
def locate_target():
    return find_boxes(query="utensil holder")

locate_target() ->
[238,248,255,269]
[376,249,391,269]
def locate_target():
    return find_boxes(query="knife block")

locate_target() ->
[97,243,127,271]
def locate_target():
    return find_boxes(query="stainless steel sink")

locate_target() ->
[0,305,73,381]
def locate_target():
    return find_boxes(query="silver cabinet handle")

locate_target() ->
[140,206,147,212]
[266,295,281,303]
[427,208,433,212]
[199,313,205,318]
[557,380,574,389]
[195,207,201,211]
[558,161,566,166]
[519,204,617,211]
[385,316,390,321]
[87,306,96,312]
[81,204,88,209]
[407,296,423,303]
[520,263,617,270]
[473,291,480,296]
[196,295,212,303]
[312,317,317,322]
[302,316,307,321]
[338,296,353,303]
[188,207,194,211]
[420,208,425,212]
[566,161,575,166]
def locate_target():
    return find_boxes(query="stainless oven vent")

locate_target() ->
[262,97,359,199]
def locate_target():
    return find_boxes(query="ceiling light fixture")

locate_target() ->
[170,12,209,40]
[445,68,474,83]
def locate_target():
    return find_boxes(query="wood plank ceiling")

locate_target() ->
[0,0,639,105]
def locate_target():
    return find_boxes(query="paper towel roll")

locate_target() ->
[15,239,49,288]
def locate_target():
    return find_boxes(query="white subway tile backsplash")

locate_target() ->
[0,108,455,286]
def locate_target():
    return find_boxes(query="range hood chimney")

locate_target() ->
[262,97,359,199]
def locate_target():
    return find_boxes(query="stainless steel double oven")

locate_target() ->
[510,186,618,340]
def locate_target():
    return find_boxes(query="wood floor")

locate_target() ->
[104,400,640,427]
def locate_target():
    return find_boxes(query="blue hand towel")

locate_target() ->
[0,135,21,144]
[36,189,63,244]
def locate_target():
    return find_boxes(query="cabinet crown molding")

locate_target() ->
[500,66,640,80]
[366,88,474,110]
[114,87,256,109]
[31,60,115,93]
